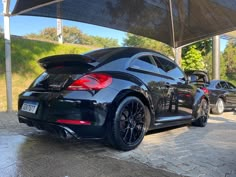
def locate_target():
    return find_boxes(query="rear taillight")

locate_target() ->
[56,119,91,125]
[201,87,209,94]
[67,73,112,91]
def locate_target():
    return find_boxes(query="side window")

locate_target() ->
[227,82,236,89]
[220,81,228,89]
[216,83,222,89]
[157,56,185,80]
[152,56,167,75]
[130,55,159,73]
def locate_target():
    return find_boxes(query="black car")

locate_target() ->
[185,70,210,96]
[185,70,209,88]
[205,80,236,114]
[18,47,209,151]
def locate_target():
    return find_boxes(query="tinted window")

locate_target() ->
[220,81,228,89]
[84,48,152,64]
[158,57,185,80]
[130,56,159,73]
[216,83,221,89]
[84,48,129,63]
[188,73,208,84]
[152,56,167,75]
[227,82,236,89]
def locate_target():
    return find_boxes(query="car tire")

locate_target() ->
[192,99,209,127]
[107,96,150,151]
[211,98,224,115]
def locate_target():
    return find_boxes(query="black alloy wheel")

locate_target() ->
[192,99,209,127]
[108,97,149,151]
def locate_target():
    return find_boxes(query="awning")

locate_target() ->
[12,0,236,47]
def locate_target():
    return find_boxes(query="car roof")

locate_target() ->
[84,47,169,64]
[209,79,234,88]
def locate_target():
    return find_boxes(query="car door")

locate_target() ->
[127,54,167,117]
[219,81,230,106]
[226,82,236,105]
[210,82,224,103]
[154,55,195,119]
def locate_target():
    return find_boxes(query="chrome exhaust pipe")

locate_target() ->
[58,126,78,139]
[58,129,67,139]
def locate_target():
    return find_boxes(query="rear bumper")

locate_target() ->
[18,115,106,138]
[18,88,119,125]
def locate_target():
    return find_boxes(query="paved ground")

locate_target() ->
[0,111,236,177]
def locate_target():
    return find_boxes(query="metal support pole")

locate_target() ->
[169,0,176,48]
[2,0,12,112]
[57,19,63,44]
[175,47,182,66]
[212,35,220,80]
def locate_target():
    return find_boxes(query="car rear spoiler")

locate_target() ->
[38,54,95,70]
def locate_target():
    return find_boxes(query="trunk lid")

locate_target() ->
[29,54,96,91]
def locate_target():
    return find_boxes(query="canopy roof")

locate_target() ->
[12,0,236,48]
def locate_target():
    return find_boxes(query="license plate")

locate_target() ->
[21,101,39,114]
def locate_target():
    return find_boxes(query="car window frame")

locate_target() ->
[128,52,161,74]
[154,54,187,82]
[215,82,222,89]
[219,81,228,90]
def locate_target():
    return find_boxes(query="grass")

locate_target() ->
[0,36,96,111]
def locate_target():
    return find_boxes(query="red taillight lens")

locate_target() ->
[67,73,112,91]
[56,119,91,125]
[201,87,209,94]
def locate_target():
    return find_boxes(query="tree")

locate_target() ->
[25,26,119,47]
[222,41,236,84]
[89,36,119,47]
[26,26,85,43]
[123,33,174,57]
[182,39,212,58]
[223,41,236,74]
[181,39,212,71]
[204,52,227,80]
[0,26,3,36]
[181,45,205,71]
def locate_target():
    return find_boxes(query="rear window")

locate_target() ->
[84,48,150,63]
[227,82,236,89]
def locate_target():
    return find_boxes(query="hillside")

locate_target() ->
[0,36,96,111]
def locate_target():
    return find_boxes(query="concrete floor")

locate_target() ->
[0,111,236,177]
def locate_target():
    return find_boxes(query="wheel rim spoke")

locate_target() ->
[200,100,208,123]
[128,128,134,143]
[218,99,224,112]
[123,128,130,142]
[119,100,145,145]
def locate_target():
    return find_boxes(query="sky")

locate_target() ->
[0,0,126,45]
[0,1,229,50]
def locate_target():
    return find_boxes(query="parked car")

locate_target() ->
[185,70,209,88]
[205,80,236,114]
[185,70,210,96]
[18,47,209,151]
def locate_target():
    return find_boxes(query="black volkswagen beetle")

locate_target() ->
[18,47,209,151]
[205,80,236,114]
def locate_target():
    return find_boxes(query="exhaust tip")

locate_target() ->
[58,129,67,139]
[58,128,74,139]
